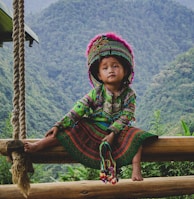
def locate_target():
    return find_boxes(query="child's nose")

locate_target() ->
[108,66,114,73]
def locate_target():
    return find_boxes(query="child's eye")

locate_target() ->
[113,65,118,68]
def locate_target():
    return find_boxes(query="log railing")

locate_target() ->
[1,136,194,163]
[0,176,194,199]
[0,136,194,199]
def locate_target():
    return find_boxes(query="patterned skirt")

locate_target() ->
[56,118,157,169]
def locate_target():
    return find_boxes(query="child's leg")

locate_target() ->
[131,146,143,181]
[24,135,60,153]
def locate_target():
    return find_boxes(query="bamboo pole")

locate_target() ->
[0,176,194,199]
[1,137,194,163]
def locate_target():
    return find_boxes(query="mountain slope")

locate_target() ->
[137,47,194,132]
[0,0,194,136]
[25,0,194,99]
[174,0,194,10]
[4,0,194,14]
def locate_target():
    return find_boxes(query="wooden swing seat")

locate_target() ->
[1,136,194,163]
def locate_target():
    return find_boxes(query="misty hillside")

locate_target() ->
[4,0,194,14]
[0,0,194,137]
[137,48,194,133]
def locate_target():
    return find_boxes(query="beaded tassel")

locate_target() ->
[99,141,118,184]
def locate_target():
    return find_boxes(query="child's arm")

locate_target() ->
[54,89,96,129]
[45,126,58,137]
[102,132,115,145]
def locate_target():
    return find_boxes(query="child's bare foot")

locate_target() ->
[132,162,143,181]
[24,142,39,153]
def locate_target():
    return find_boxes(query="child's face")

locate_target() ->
[97,56,126,87]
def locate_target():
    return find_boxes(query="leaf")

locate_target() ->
[181,120,191,136]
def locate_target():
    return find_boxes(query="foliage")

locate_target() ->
[60,165,86,181]
[181,120,192,136]
[149,110,166,136]
[0,115,12,184]
[29,163,99,183]
[0,3,194,198]
[0,113,13,138]
[1,0,194,136]
[0,156,12,184]
[137,48,194,132]
[60,165,99,181]
[29,164,70,183]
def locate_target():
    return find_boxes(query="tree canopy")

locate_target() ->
[0,0,194,136]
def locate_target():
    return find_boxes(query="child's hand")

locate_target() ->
[102,132,115,145]
[45,127,58,138]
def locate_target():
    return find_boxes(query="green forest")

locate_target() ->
[0,0,194,197]
[0,0,194,136]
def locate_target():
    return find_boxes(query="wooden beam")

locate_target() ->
[0,137,194,163]
[0,176,194,199]
[0,1,39,45]
[142,136,194,161]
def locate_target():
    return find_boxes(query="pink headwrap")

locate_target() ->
[86,32,134,87]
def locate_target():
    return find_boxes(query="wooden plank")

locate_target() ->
[0,176,194,199]
[0,137,194,163]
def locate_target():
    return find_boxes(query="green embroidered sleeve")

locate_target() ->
[57,89,96,128]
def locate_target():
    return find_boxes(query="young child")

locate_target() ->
[24,32,157,181]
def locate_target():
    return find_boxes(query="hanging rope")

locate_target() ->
[18,0,26,140]
[11,0,20,139]
[10,0,31,197]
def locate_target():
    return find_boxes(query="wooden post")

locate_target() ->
[0,176,194,199]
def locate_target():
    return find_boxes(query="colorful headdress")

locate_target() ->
[86,32,135,87]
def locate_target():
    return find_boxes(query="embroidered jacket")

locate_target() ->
[57,85,136,134]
